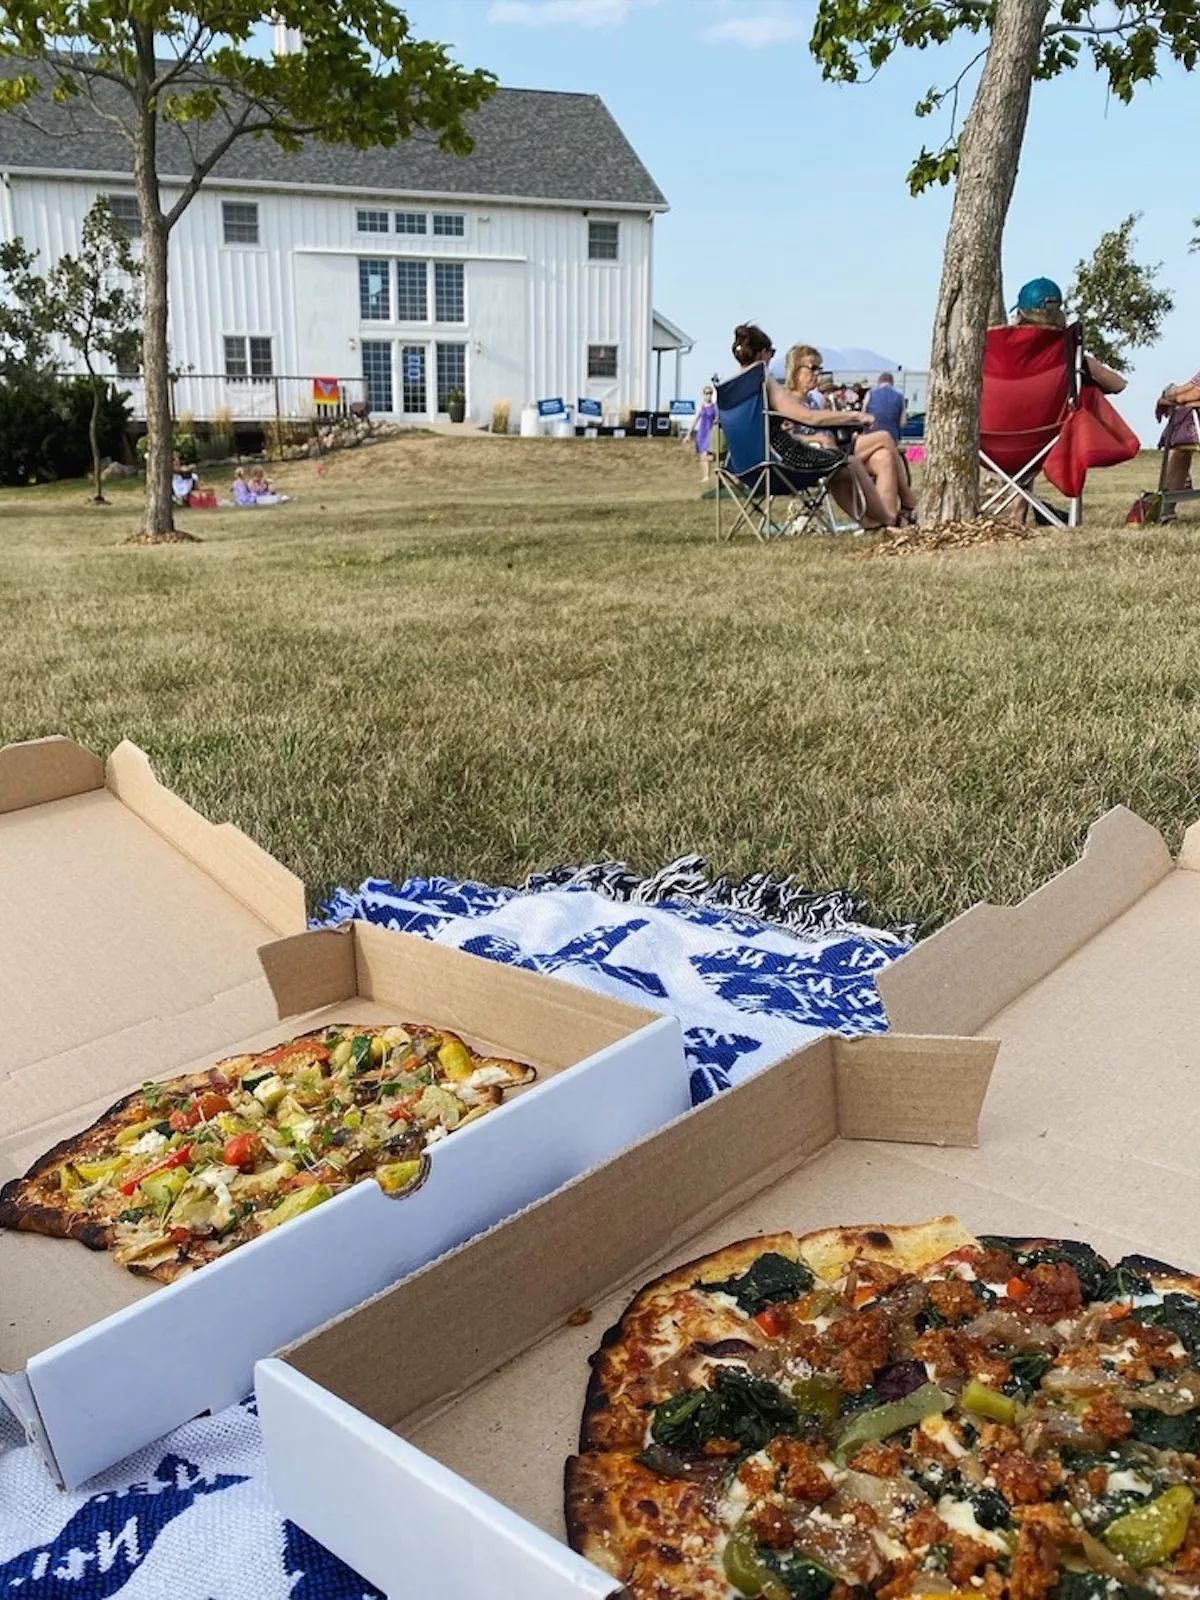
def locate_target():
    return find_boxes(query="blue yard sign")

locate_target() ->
[405,353,422,380]
[577,397,603,418]
[537,397,566,417]
[669,399,697,416]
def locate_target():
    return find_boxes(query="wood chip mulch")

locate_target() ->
[871,516,1046,556]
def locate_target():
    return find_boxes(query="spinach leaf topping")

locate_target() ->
[650,1366,797,1455]
[759,1551,836,1600]
[1097,1261,1152,1301]
[1129,1408,1200,1454]
[1133,1293,1200,1357]
[1053,1573,1154,1600]
[1005,1351,1053,1396]
[970,1487,1013,1530]
[350,1034,373,1072]
[696,1252,814,1316]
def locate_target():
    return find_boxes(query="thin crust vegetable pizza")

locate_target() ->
[566,1217,1200,1600]
[0,1023,533,1282]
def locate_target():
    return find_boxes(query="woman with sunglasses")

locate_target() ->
[783,345,917,526]
[731,324,899,532]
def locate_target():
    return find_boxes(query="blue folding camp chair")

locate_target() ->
[713,366,855,542]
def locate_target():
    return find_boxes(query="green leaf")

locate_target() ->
[650,1366,798,1456]
[696,1251,815,1316]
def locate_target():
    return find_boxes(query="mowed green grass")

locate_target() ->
[1,433,1197,935]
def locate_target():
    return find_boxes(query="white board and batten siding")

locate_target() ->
[5,173,655,423]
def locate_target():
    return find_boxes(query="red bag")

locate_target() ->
[1044,386,1139,499]
[187,487,217,509]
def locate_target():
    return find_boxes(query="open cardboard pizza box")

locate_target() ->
[0,736,686,1489]
[257,803,1200,1599]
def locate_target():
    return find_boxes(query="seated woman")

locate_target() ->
[731,324,899,531]
[783,345,917,525]
[1155,372,1200,503]
[171,458,197,505]
[1013,278,1126,392]
[231,467,257,506]
[247,465,288,504]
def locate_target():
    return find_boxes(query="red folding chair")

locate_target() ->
[979,323,1083,527]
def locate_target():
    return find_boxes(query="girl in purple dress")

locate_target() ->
[687,385,718,483]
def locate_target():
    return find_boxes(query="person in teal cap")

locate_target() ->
[1012,278,1126,394]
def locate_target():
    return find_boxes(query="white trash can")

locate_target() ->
[553,416,573,439]
[519,405,541,438]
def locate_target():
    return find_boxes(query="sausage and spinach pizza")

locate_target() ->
[0,1023,533,1282]
[567,1217,1200,1600]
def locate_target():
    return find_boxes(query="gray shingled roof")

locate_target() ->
[0,59,666,208]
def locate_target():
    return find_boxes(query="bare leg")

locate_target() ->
[830,458,892,528]
[1166,448,1192,492]
[853,430,915,516]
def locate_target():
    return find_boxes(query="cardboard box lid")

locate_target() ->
[0,735,307,1147]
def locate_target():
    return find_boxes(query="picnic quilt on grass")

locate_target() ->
[0,865,908,1600]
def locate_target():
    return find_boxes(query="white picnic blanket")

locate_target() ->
[0,878,906,1598]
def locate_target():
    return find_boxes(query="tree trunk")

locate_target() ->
[131,21,174,538]
[88,373,105,504]
[920,0,1051,527]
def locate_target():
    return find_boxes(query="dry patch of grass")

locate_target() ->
[0,438,1193,935]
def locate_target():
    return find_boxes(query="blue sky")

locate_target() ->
[405,0,1198,438]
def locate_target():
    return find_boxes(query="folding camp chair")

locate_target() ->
[713,366,856,542]
[1157,404,1200,521]
[979,323,1083,528]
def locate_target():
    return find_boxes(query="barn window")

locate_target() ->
[395,211,428,235]
[588,220,619,261]
[222,201,260,245]
[106,195,142,239]
[433,213,465,237]
[249,337,274,379]
[361,341,393,412]
[395,260,428,321]
[587,345,618,379]
[359,258,391,320]
[434,262,464,323]
[356,208,390,234]
[400,345,427,413]
[436,343,466,410]
[224,336,248,379]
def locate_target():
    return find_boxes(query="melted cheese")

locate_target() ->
[922,1414,967,1458]
[1106,1469,1153,1496]
[127,1129,169,1157]
[935,1496,1010,1553]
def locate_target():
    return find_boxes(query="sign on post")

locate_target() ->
[669,399,697,416]
[313,377,340,407]
[577,397,603,419]
[537,397,566,417]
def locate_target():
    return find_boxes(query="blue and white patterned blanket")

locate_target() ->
[0,874,907,1599]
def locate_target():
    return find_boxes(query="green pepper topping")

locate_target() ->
[832,1381,953,1465]
[1104,1485,1194,1568]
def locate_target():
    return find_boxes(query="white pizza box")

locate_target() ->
[0,735,685,1488]
[257,1031,994,1599]
[258,802,1200,1598]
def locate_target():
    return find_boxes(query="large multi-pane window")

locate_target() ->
[395,260,428,321]
[434,262,464,323]
[400,345,427,414]
[361,341,393,413]
[587,344,618,379]
[223,336,248,379]
[358,258,391,320]
[106,194,141,238]
[432,213,465,237]
[588,220,619,261]
[356,208,389,234]
[222,201,259,245]
[395,211,427,235]
[436,344,466,411]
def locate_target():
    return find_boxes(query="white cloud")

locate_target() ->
[487,0,649,24]
[704,8,810,47]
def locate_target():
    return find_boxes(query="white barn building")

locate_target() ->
[0,72,673,427]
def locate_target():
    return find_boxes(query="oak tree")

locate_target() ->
[811,0,1200,525]
[0,5,495,539]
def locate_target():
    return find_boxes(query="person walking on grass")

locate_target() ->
[864,373,907,443]
[686,385,718,484]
